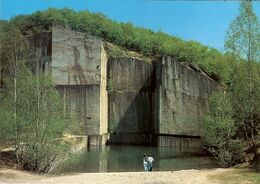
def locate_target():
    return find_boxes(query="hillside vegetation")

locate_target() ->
[1,8,230,79]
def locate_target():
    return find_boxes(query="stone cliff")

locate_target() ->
[107,57,154,145]
[34,25,218,147]
[154,57,218,147]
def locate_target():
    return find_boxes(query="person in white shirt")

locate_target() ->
[147,154,154,171]
[143,154,148,172]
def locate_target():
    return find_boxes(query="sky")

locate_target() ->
[0,0,260,51]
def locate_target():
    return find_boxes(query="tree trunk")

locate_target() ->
[35,57,40,169]
[13,73,19,163]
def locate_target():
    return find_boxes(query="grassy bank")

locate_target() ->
[210,169,260,184]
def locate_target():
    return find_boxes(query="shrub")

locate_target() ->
[202,92,242,167]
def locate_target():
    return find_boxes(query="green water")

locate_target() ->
[53,145,217,173]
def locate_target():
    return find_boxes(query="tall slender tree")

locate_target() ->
[0,25,79,172]
[225,0,260,62]
[225,0,260,155]
[0,27,33,163]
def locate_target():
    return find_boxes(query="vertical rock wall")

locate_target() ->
[52,26,108,144]
[155,57,218,146]
[56,85,101,134]
[100,45,108,135]
[107,58,154,145]
[52,25,102,85]
[29,32,52,75]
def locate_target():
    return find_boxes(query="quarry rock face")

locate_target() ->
[107,58,154,145]
[154,57,218,147]
[51,26,108,145]
[156,57,217,136]
[36,25,218,147]
[52,26,103,86]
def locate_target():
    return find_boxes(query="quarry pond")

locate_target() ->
[52,145,218,174]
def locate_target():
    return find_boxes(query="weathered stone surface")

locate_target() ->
[157,135,203,149]
[107,58,153,91]
[29,32,52,75]
[56,85,100,135]
[107,58,154,144]
[51,26,108,138]
[108,91,152,134]
[155,57,218,138]
[52,26,102,85]
[100,45,108,135]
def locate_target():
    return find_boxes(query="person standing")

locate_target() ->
[147,154,154,171]
[143,154,148,172]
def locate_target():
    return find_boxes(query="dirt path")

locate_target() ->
[0,168,259,184]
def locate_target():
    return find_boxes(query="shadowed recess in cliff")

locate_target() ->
[107,57,156,145]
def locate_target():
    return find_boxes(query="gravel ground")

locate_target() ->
[0,168,241,184]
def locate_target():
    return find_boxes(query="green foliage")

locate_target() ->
[0,25,80,172]
[224,1,260,164]
[0,8,224,67]
[0,65,73,172]
[109,46,125,58]
[203,1,260,167]
[0,97,13,143]
[203,92,242,167]
[228,61,260,143]
[107,79,114,91]
[203,59,260,167]
[1,8,235,86]
[225,0,260,62]
[66,114,82,135]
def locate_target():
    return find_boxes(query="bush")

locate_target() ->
[0,65,75,172]
[202,92,242,167]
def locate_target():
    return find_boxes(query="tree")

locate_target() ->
[0,66,71,172]
[202,92,242,167]
[0,26,33,162]
[225,0,260,62]
[224,0,260,166]
[225,0,260,142]
[0,26,78,172]
[228,61,260,151]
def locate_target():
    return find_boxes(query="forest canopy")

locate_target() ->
[0,8,229,79]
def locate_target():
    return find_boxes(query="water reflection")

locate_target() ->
[53,145,217,174]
